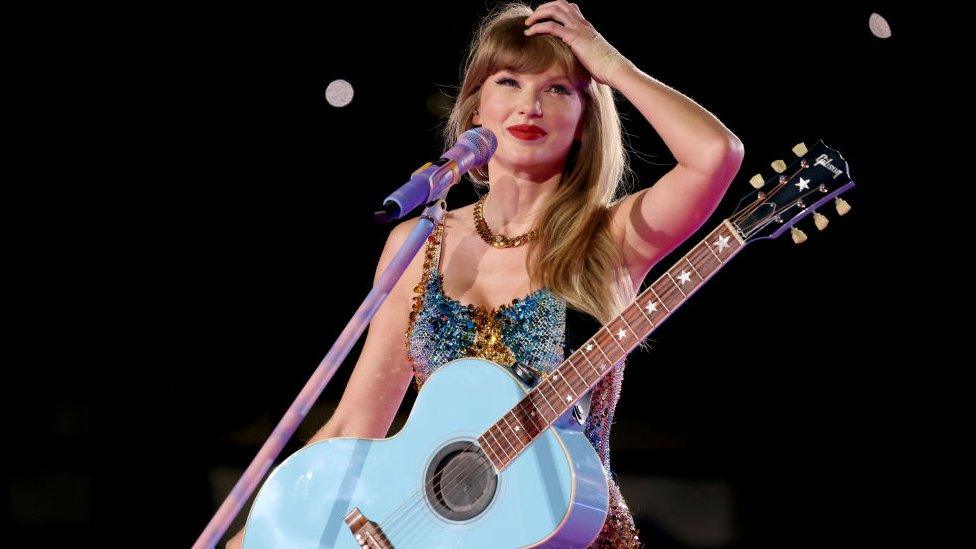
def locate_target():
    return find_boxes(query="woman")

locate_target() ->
[228,1,742,547]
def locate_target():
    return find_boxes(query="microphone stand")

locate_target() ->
[192,195,449,548]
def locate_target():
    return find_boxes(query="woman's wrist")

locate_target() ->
[605,55,637,91]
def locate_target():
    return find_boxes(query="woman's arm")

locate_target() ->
[525,1,744,287]
[605,62,744,288]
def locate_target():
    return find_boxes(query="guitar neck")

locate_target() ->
[478,219,747,470]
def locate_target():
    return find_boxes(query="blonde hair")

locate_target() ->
[441,2,637,324]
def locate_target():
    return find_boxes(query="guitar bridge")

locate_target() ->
[344,507,393,548]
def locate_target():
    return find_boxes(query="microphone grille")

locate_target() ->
[460,127,498,166]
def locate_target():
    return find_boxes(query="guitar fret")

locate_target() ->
[591,338,614,368]
[486,426,512,460]
[521,411,542,439]
[536,381,561,417]
[654,279,684,310]
[684,256,704,281]
[493,422,518,457]
[485,435,508,468]
[665,272,688,297]
[575,349,601,378]
[528,391,555,426]
[483,428,503,459]
[479,435,501,466]
[704,238,724,263]
[619,314,635,337]
[480,433,503,467]
[512,403,539,438]
[549,368,575,394]
[622,305,652,349]
[603,326,627,353]
[613,315,637,353]
[691,243,710,264]
[694,243,722,279]
[518,400,545,432]
[548,370,578,403]
[650,287,671,313]
[564,359,589,392]
[636,298,655,325]
[501,414,528,449]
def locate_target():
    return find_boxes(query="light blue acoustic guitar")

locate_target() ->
[242,141,853,548]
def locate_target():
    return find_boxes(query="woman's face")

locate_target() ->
[472,64,584,178]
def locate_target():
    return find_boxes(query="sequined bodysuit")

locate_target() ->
[405,221,643,548]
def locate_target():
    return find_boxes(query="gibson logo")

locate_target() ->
[814,153,843,179]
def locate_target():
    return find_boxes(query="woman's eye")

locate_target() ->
[496,78,571,94]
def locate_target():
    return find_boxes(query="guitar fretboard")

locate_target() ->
[478,220,745,470]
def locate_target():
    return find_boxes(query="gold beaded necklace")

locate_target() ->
[473,194,540,248]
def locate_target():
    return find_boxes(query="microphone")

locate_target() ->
[374,127,497,223]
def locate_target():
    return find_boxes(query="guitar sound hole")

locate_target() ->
[424,440,497,521]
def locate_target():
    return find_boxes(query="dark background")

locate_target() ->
[11,1,958,547]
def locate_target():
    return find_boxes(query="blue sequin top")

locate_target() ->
[405,221,628,469]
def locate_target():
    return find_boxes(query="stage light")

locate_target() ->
[325,79,354,107]
[869,13,892,39]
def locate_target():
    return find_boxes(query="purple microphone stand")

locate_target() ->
[192,196,448,548]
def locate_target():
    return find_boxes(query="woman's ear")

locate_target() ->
[472,109,481,126]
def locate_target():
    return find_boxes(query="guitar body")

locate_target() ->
[243,357,610,548]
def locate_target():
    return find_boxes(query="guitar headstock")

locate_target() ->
[730,140,854,244]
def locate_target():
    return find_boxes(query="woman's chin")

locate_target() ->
[495,160,562,180]
[497,148,560,166]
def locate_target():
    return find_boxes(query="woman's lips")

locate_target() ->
[507,128,546,141]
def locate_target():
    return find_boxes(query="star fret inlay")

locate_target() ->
[714,234,730,253]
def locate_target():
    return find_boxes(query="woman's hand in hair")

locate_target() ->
[523,1,634,88]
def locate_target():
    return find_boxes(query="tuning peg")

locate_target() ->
[792,142,808,157]
[813,211,829,231]
[835,197,851,215]
[771,160,787,173]
[749,174,765,189]
[790,226,808,244]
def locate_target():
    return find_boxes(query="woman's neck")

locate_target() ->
[483,169,562,233]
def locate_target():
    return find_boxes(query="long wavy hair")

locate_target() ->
[441,2,637,324]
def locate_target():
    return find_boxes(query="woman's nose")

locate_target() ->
[518,95,543,117]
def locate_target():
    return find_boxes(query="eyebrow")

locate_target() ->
[497,70,573,84]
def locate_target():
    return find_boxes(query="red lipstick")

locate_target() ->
[507,124,547,141]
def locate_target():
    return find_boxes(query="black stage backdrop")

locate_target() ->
[11,2,959,547]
